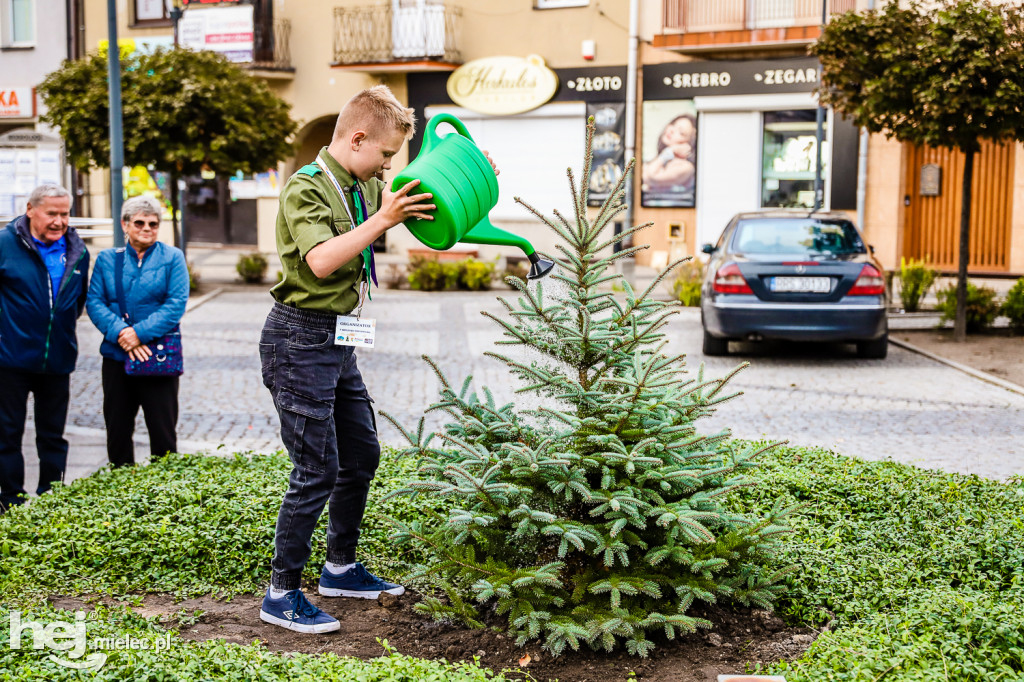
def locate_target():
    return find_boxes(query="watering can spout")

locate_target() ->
[527,253,555,280]
[460,218,554,280]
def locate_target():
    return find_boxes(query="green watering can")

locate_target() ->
[392,113,555,280]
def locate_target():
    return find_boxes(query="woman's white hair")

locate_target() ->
[121,195,164,222]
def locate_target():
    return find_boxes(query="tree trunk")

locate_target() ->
[954,147,974,342]
[169,170,182,249]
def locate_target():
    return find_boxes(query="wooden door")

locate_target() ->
[903,141,1014,272]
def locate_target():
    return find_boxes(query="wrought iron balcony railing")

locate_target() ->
[249,18,294,72]
[663,0,857,33]
[333,2,462,66]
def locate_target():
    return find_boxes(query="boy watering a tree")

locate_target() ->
[257,85,435,633]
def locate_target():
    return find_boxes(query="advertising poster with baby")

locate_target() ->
[641,100,697,208]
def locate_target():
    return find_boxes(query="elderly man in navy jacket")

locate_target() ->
[0,184,90,511]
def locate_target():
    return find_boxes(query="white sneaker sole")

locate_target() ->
[318,584,406,599]
[259,610,340,633]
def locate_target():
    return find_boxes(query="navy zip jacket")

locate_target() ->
[0,216,90,374]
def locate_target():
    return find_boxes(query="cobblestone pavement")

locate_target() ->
[64,288,1024,480]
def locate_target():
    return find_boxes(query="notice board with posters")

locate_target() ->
[0,129,64,219]
[179,4,254,63]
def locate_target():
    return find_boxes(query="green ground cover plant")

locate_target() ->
[740,446,1024,681]
[1,446,1022,679]
[0,602,505,681]
[0,453,447,600]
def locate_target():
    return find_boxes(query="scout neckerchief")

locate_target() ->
[314,156,378,304]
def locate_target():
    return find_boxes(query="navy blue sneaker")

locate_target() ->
[318,562,406,599]
[259,588,340,633]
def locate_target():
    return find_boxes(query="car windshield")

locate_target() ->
[732,218,866,256]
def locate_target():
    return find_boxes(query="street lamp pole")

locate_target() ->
[106,0,125,247]
[168,0,186,258]
[169,1,184,45]
[813,0,827,211]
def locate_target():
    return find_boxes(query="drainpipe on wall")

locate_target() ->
[855,0,875,231]
[620,0,639,282]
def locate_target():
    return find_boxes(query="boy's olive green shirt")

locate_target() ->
[270,147,383,315]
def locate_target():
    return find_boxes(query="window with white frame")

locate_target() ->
[2,0,35,46]
[133,0,172,25]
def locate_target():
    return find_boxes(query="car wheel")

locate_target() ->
[856,334,888,359]
[703,330,729,356]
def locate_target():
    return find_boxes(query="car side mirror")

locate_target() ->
[701,243,716,255]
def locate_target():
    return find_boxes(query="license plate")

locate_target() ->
[769,276,832,293]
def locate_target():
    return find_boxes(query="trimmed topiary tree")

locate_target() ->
[381,120,797,657]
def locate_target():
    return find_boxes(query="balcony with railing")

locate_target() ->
[333,2,462,71]
[656,0,858,52]
[247,18,294,75]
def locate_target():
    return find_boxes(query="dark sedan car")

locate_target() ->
[700,210,888,358]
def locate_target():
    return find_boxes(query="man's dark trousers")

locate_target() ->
[0,367,71,509]
[260,302,380,591]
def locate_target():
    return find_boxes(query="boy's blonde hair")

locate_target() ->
[333,85,416,142]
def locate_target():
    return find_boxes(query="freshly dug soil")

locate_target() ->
[50,591,816,681]
[896,328,1024,388]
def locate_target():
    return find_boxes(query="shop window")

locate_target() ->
[760,110,828,209]
[132,0,172,26]
[2,0,35,46]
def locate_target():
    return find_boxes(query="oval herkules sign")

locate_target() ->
[446,55,559,116]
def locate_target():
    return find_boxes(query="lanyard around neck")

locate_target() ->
[315,157,358,227]
[314,155,376,306]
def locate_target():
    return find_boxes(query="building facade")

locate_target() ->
[77,0,1024,276]
[0,0,79,218]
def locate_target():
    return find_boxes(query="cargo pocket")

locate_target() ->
[277,390,333,473]
[259,342,276,390]
[363,390,377,435]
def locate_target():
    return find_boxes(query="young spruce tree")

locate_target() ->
[381,119,796,657]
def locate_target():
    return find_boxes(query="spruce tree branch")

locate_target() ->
[593,221,654,255]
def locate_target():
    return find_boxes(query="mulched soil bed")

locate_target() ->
[896,328,1024,388]
[51,590,816,681]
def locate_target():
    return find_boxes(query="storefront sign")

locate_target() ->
[644,57,820,100]
[446,55,558,116]
[0,88,35,119]
[553,66,627,103]
[179,4,254,63]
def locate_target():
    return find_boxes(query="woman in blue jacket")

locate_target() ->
[87,196,189,466]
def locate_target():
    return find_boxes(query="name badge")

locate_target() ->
[335,315,376,348]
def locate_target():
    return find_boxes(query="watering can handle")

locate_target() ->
[423,113,475,152]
